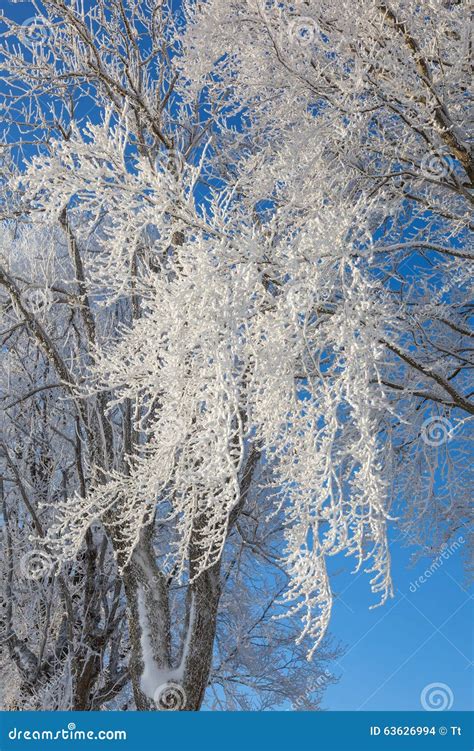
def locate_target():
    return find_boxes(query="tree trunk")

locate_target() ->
[121,526,171,711]
[180,562,221,710]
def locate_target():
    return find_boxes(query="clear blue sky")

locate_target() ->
[324,529,473,711]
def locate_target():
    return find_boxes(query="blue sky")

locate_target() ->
[324,529,473,711]
[2,0,472,715]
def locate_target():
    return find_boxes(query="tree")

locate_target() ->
[0,0,472,711]
[179,0,473,555]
